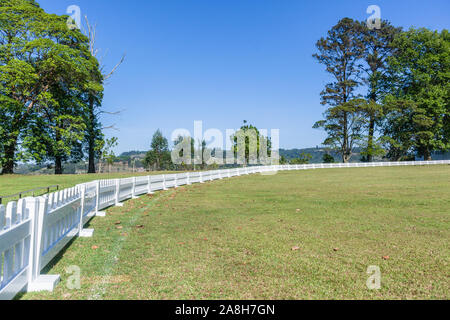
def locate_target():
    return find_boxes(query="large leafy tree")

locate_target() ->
[0,0,101,173]
[356,20,402,161]
[22,80,87,174]
[313,18,364,162]
[382,28,450,160]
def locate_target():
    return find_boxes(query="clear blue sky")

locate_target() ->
[38,0,449,154]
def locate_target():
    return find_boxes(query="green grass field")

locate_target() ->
[0,171,176,203]
[16,165,450,300]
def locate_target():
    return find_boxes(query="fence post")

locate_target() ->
[132,177,138,199]
[95,181,106,217]
[78,185,94,237]
[27,196,60,292]
[95,181,100,213]
[200,172,204,183]
[27,197,40,287]
[79,185,94,237]
[162,175,168,190]
[78,184,86,235]
[115,179,123,207]
[147,176,154,194]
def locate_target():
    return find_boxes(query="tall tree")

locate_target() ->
[313,18,364,162]
[144,130,170,171]
[230,120,271,165]
[313,98,366,161]
[356,20,402,161]
[0,0,99,174]
[382,28,450,160]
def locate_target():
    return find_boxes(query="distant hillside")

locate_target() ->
[119,149,363,164]
[279,148,362,163]
[119,151,147,159]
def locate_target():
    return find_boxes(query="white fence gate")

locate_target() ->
[1,160,449,299]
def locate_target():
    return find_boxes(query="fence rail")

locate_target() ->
[0,160,449,299]
[0,185,59,205]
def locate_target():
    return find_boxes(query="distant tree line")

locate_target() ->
[142,122,275,171]
[313,18,449,163]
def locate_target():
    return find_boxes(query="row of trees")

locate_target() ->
[143,122,275,171]
[143,129,223,171]
[0,0,122,174]
[313,18,449,162]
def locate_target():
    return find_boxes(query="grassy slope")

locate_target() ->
[20,165,449,300]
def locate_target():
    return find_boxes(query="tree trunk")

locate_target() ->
[343,152,351,163]
[87,96,97,174]
[55,156,63,175]
[88,147,96,173]
[423,149,432,161]
[342,111,350,163]
[1,135,18,174]
[367,115,376,162]
[1,146,16,174]
[366,92,377,163]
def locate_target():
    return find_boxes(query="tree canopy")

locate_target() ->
[313,18,449,162]
[0,0,104,174]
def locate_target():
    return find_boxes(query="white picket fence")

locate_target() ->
[0,160,448,299]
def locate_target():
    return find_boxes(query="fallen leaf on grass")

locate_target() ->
[114,221,121,225]
[296,209,302,213]
[92,245,99,250]
[291,246,300,251]
[136,225,144,229]
[116,226,123,230]
[382,256,390,260]
[333,248,339,252]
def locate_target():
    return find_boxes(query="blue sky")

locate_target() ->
[38,0,450,154]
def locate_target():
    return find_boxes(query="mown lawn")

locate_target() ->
[19,165,449,300]
[0,171,176,203]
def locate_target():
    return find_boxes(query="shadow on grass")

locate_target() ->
[14,220,95,300]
